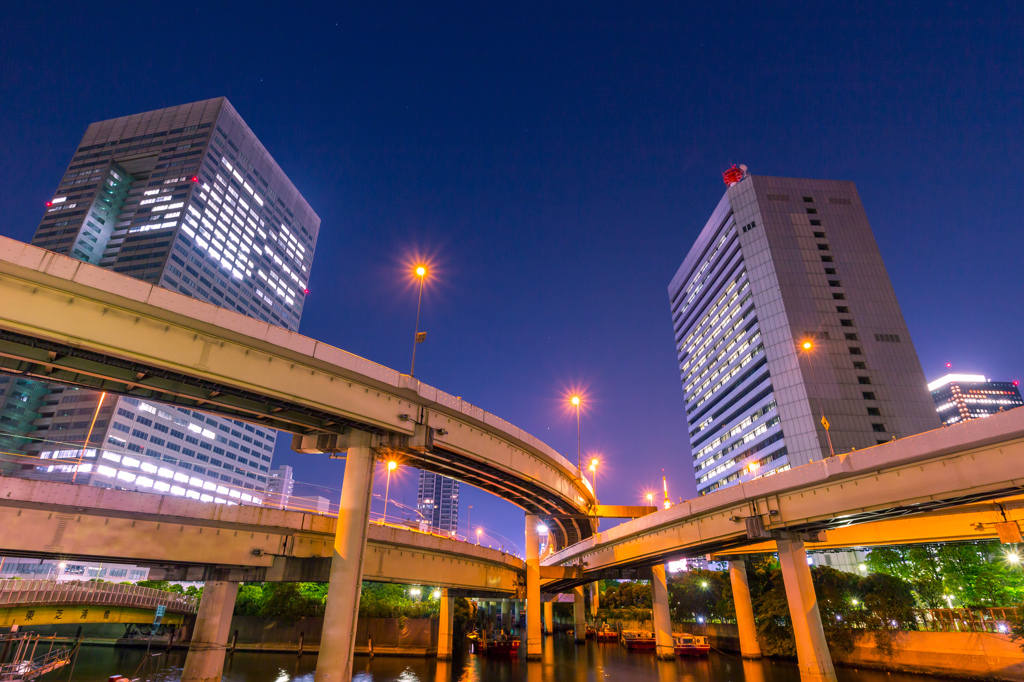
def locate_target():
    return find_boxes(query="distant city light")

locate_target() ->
[1007,552,1020,565]
[409,588,421,596]
[858,563,867,573]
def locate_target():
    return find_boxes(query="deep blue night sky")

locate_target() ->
[2,2,1021,552]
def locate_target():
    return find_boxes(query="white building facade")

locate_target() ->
[669,173,939,496]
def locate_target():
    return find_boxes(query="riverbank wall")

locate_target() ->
[670,621,1024,681]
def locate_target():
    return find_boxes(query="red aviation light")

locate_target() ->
[1014,381,1019,387]
[45,202,52,207]
[723,164,744,186]
[191,176,199,183]
[303,288,309,295]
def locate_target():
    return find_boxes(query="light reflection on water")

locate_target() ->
[42,637,941,682]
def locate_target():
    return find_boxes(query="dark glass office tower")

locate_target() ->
[6,98,320,503]
[929,374,1023,425]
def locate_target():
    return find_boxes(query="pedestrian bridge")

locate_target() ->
[0,579,196,627]
[0,478,525,597]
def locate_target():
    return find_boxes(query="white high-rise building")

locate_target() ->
[266,465,296,509]
[668,171,939,496]
[8,98,320,505]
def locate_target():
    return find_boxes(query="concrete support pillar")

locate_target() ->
[315,434,377,682]
[729,559,762,659]
[438,588,454,660]
[511,600,519,627]
[777,537,837,682]
[590,581,600,618]
[181,580,239,682]
[572,586,586,643]
[525,514,542,659]
[543,601,554,635]
[651,564,674,659]
[501,599,511,628]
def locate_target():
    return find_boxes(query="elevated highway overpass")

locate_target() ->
[542,407,1024,587]
[0,236,600,677]
[0,478,525,596]
[0,236,594,548]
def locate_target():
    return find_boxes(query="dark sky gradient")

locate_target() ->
[2,2,1021,552]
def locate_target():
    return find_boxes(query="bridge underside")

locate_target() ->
[0,329,591,548]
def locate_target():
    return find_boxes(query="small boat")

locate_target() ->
[595,625,618,642]
[674,634,710,656]
[482,634,520,656]
[585,625,597,639]
[620,630,656,651]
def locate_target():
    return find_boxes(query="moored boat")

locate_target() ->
[595,625,618,642]
[674,633,710,656]
[620,629,656,650]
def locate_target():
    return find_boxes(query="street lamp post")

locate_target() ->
[570,395,582,474]
[588,458,598,497]
[383,460,397,524]
[801,340,835,457]
[410,265,428,377]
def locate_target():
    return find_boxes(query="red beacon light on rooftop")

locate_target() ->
[723,164,748,187]
[191,176,199,183]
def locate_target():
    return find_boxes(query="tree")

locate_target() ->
[668,569,735,623]
[857,573,916,657]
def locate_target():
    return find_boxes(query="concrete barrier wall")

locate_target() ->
[227,615,437,652]
[840,631,1024,681]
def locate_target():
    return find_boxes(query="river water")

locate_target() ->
[47,639,935,682]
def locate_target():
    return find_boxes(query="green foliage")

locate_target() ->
[668,569,735,623]
[357,582,439,619]
[858,573,917,657]
[751,563,916,659]
[600,581,651,609]
[234,584,265,616]
[865,542,1024,608]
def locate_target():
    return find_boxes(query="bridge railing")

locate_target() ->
[0,580,198,613]
[917,607,1017,634]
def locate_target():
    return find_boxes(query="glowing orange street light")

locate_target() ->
[383,460,398,524]
[800,339,834,457]
[410,264,429,377]
[646,492,654,504]
[569,394,583,474]
[476,528,483,545]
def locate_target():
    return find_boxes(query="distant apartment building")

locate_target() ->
[668,171,940,496]
[0,558,149,583]
[2,98,320,505]
[416,471,460,534]
[929,374,1023,426]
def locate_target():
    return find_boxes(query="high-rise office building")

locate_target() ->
[8,98,320,504]
[929,374,1023,426]
[266,465,296,509]
[668,170,940,496]
[416,471,460,534]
